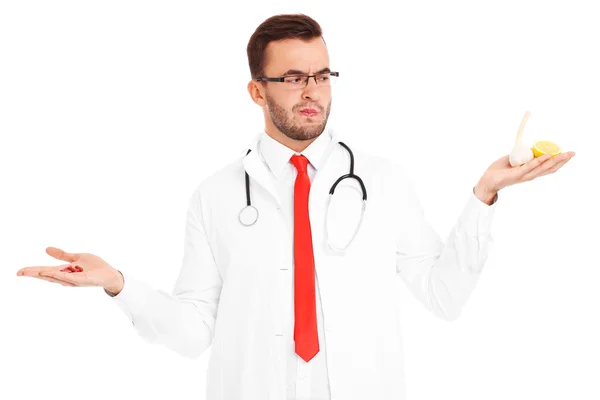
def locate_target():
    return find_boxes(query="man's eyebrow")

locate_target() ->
[281,67,331,76]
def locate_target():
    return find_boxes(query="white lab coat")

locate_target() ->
[107,128,498,400]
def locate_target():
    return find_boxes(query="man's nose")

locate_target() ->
[302,77,320,100]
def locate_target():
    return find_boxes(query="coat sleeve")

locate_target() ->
[393,163,498,321]
[105,184,222,359]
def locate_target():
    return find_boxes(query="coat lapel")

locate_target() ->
[307,129,345,257]
[242,132,283,210]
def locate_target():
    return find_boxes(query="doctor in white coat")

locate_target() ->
[17,13,575,400]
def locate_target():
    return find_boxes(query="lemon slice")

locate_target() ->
[532,140,561,158]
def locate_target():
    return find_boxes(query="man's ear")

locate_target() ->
[247,80,266,107]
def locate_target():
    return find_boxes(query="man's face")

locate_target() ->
[260,37,332,141]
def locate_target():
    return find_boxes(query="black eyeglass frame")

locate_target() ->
[255,71,339,87]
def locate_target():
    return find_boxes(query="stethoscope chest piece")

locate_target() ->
[239,205,259,226]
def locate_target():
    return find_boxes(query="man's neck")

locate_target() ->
[264,125,319,153]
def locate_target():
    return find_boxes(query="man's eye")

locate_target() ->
[285,76,305,84]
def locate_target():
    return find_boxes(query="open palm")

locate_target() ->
[480,151,575,193]
[16,246,119,288]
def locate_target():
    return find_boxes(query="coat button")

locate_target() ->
[325,321,334,332]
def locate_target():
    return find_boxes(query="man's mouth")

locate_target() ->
[300,109,319,117]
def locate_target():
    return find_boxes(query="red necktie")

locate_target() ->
[290,154,319,363]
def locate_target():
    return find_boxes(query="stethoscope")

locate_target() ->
[238,141,368,252]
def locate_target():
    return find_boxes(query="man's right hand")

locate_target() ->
[16,246,124,295]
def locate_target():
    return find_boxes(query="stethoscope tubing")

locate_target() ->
[239,141,368,252]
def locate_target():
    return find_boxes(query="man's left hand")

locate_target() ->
[474,151,576,204]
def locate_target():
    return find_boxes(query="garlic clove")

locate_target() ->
[509,143,534,167]
[510,111,534,167]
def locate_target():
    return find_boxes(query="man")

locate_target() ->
[17,13,574,400]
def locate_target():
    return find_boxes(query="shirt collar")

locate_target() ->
[259,127,333,180]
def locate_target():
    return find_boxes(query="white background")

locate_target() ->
[1,1,598,399]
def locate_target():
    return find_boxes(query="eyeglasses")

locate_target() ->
[256,71,339,89]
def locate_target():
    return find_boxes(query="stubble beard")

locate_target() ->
[266,93,331,142]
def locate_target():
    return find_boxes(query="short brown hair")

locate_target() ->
[246,13,325,80]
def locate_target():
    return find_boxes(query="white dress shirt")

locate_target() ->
[257,129,333,400]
